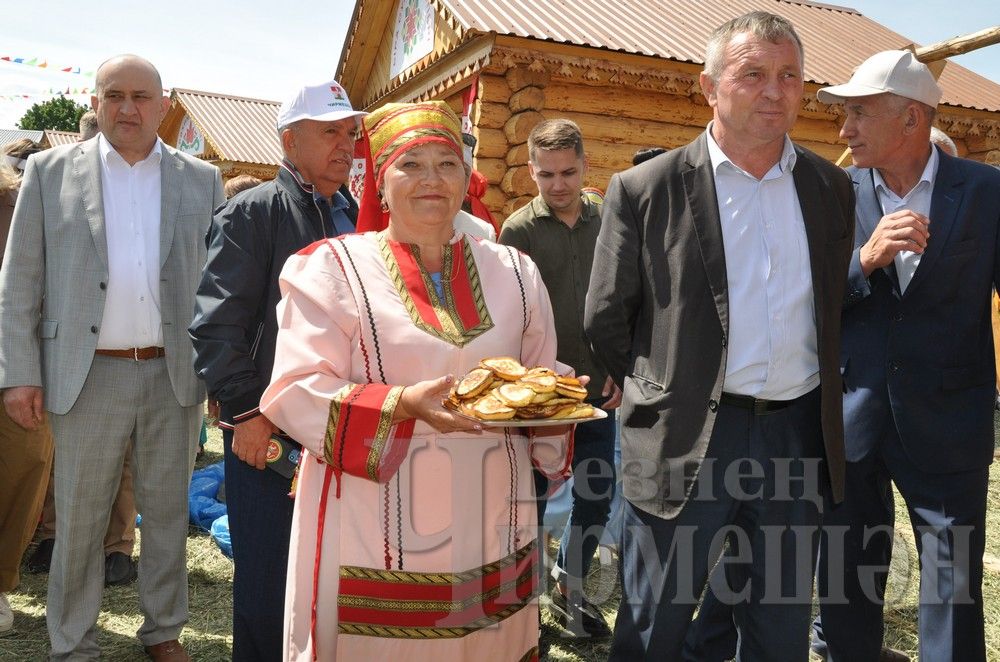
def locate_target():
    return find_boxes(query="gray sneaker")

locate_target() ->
[0,593,13,633]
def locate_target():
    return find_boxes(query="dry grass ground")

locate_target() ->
[0,429,234,661]
[542,453,1000,661]
[1,428,998,660]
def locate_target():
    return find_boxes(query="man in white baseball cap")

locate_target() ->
[811,50,1000,662]
[274,79,367,205]
[276,79,366,129]
[190,78,366,661]
[816,49,942,108]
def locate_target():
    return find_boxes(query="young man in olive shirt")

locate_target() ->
[499,119,620,639]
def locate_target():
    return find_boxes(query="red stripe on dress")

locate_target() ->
[338,546,537,628]
[296,237,331,256]
[338,565,536,628]
[310,464,335,662]
[387,241,442,331]
[448,244,481,330]
[338,385,395,481]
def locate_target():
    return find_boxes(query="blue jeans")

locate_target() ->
[223,428,296,662]
[535,400,616,591]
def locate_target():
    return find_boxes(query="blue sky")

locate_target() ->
[0,0,997,129]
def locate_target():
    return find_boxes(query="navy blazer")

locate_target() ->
[841,148,1000,473]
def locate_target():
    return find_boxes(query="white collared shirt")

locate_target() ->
[96,134,164,349]
[873,146,939,293]
[706,124,819,400]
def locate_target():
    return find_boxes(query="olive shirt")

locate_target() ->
[499,194,608,398]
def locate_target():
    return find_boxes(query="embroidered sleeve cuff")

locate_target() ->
[324,384,415,485]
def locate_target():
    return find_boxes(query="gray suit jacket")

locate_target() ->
[0,137,224,414]
[584,132,854,519]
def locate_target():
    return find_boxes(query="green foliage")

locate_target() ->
[17,95,89,132]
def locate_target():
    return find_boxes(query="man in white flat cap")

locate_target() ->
[190,80,366,662]
[811,50,1000,662]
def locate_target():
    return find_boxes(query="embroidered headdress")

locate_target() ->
[356,101,464,232]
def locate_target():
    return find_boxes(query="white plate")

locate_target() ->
[449,406,608,428]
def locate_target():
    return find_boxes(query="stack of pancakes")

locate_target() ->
[445,357,595,421]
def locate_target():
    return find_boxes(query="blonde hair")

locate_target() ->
[929,126,957,156]
[78,110,99,140]
[0,161,19,196]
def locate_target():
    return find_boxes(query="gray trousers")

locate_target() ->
[46,355,199,660]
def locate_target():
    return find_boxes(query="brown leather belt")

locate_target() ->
[95,346,165,361]
[720,392,796,415]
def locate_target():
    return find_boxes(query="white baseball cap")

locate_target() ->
[817,50,942,108]
[276,80,366,130]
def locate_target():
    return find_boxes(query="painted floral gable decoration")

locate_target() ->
[177,115,204,156]
[390,0,435,79]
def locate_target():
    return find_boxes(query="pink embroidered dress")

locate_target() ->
[260,230,571,662]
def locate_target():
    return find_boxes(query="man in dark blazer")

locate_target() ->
[584,11,854,660]
[190,80,365,662]
[810,50,1000,662]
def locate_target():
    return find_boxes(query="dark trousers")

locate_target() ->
[684,573,739,662]
[815,427,988,662]
[534,401,616,589]
[610,389,827,662]
[223,428,296,662]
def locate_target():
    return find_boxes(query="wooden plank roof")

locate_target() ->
[340,0,1000,112]
[170,88,282,166]
[0,128,44,151]
[44,130,80,146]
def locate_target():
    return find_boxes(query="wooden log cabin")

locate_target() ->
[337,0,1000,220]
[159,88,283,182]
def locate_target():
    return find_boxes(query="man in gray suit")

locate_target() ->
[0,54,224,661]
[585,12,854,660]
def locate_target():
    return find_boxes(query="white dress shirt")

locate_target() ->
[874,145,938,293]
[706,124,819,400]
[96,134,164,349]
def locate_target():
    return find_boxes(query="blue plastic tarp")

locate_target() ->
[187,461,231,557]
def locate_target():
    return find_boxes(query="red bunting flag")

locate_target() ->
[1,55,93,76]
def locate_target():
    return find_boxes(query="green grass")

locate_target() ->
[2,426,999,660]
[0,427,234,661]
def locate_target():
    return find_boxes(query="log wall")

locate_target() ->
[470,44,1000,222]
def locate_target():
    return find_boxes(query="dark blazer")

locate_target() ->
[584,132,854,519]
[190,166,358,424]
[841,148,1000,473]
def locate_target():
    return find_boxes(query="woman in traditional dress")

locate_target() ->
[260,101,573,661]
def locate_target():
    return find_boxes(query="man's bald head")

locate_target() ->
[95,55,162,95]
[91,54,169,165]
